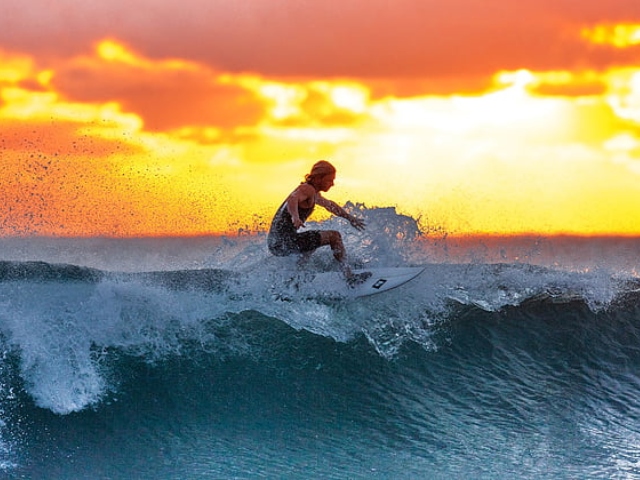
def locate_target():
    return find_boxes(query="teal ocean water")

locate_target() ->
[0,208,639,479]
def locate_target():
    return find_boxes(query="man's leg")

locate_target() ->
[319,230,353,278]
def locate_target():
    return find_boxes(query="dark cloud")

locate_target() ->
[1,0,639,85]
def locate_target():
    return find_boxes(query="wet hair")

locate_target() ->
[304,160,336,184]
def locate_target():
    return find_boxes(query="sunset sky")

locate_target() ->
[1,0,640,237]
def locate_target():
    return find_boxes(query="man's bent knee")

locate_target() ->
[320,230,342,246]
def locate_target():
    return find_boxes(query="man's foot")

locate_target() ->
[346,271,372,288]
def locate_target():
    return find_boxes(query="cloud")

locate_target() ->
[2,0,639,93]
[48,40,266,132]
[3,5,640,237]
[39,40,372,134]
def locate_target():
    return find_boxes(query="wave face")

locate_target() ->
[0,208,640,478]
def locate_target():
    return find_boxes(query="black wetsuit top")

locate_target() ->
[267,192,321,256]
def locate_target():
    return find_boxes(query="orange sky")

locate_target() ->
[1,0,640,236]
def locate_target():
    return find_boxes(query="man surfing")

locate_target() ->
[267,160,371,286]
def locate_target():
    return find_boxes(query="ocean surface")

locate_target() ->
[0,207,639,479]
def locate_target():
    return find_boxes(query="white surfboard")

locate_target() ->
[280,266,424,299]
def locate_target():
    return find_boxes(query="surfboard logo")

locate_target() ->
[372,278,387,289]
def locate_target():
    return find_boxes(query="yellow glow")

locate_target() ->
[604,133,640,174]
[0,51,34,83]
[306,81,369,113]
[604,133,640,152]
[582,24,640,48]
[96,39,201,74]
[97,39,139,64]
[257,83,306,120]
[369,70,564,136]
[460,71,561,127]
[1,86,142,131]
[36,69,54,87]
[495,69,535,87]
[1,87,58,117]
[2,41,640,237]
[259,125,354,143]
[236,76,371,123]
[175,126,222,142]
[529,70,574,85]
[329,85,368,113]
[606,70,640,123]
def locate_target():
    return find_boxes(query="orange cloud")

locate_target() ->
[49,40,266,133]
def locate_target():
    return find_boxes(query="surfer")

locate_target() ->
[267,160,370,285]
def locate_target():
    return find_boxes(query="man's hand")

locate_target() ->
[348,215,366,231]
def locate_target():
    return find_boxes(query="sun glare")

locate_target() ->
[369,69,563,136]
[257,83,306,120]
[310,82,370,114]
[606,70,640,123]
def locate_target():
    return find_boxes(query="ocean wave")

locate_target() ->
[4,288,640,479]
[0,256,636,416]
[1,207,639,478]
[0,207,637,418]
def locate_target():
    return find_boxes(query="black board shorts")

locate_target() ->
[268,230,322,257]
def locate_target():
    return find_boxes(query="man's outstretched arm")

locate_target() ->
[316,195,366,231]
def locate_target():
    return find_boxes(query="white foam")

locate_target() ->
[0,277,237,414]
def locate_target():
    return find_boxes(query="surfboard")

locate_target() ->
[278,266,424,299]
